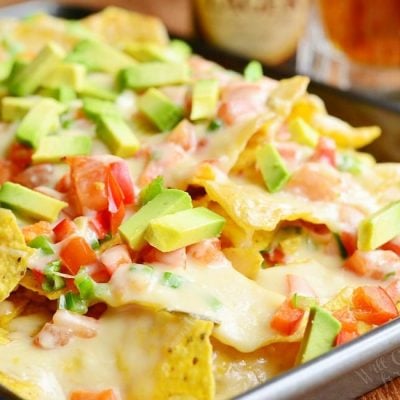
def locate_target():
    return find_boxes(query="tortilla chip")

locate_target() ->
[267,76,310,117]
[223,247,263,279]
[0,208,32,302]
[82,7,169,47]
[154,318,214,400]
[0,371,43,400]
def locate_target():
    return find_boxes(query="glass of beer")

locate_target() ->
[297,0,400,95]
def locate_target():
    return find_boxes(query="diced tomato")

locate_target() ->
[287,274,316,297]
[13,164,54,188]
[340,231,357,257]
[32,269,45,285]
[332,309,358,333]
[67,157,109,214]
[55,174,71,193]
[300,221,330,235]
[100,245,132,274]
[110,203,125,235]
[381,236,400,256]
[187,238,225,264]
[22,221,53,243]
[352,286,398,325]
[386,279,400,304]
[53,219,76,243]
[262,245,285,266]
[69,389,118,400]
[86,303,108,320]
[109,162,135,205]
[310,137,336,167]
[0,160,13,184]
[343,249,400,280]
[91,211,110,240]
[140,245,186,268]
[6,142,32,170]
[335,329,358,346]
[60,237,97,275]
[270,299,305,335]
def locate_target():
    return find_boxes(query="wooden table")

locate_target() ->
[2,0,400,398]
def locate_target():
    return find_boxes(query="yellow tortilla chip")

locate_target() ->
[0,208,32,302]
[267,76,310,117]
[223,247,263,280]
[0,371,42,400]
[288,93,327,123]
[312,113,381,149]
[82,7,169,47]
[154,318,214,400]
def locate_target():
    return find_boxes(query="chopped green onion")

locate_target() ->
[244,60,263,82]
[207,118,223,132]
[384,271,396,281]
[91,239,100,250]
[140,176,165,205]
[59,292,88,314]
[161,271,183,289]
[75,271,96,300]
[42,260,65,292]
[208,296,223,311]
[129,264,154,274]
[337,153,363,175]
[28,235,54,255]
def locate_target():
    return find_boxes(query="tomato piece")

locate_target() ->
[60,237,97,275]
[0,160,13,185]
[22,221,53,243]
[262,245,285,266]
[381,236,400,256]
[343,249,400,280]
[352,286,398,325]
[110,203,125,235]
[270,299,305,335]
[55,174,71,193]
[86,262,111,283]
[310,137,336,167]
[53,219,76,243]
[32,269,45,285]
[100,244,131,274]
[110,162,135,205]
[335,329,358,346]
[67,157,109,214]
[332,309,358,333]
[6,142,32,170]
[287,274,316,297]
[69,389,117,400]
[340,231,357,257]
[91,211,110,240]
[106,169,124,214]
[300,221,330,235]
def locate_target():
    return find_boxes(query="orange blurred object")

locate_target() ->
[320,0,400,67]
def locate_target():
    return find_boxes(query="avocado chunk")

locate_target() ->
[16,98,64,149]
[0,58,14,82]
[289,117,319,147]
[78,83,118,102]
[66,39,135,74]
[41,63,86,91]
[119,62,190,90]
[139,176,165,205]
[138,88,183,132]
[97,114,139,158]
[1,97,38,122]
[244,60,263,82]
[358,201,400,251]
[145,207,225,252]
[296,306,341,364]
[119,189,192,250]
[0,182,67,222]
[39,85,77,104]
[256,143,291,193]
[190,79,219,121]
[32,135,92,163]
[82,97,120,120]
[9,42,65,96]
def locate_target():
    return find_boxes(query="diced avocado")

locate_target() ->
[145,207,225,252]
[32,135,92,163]
[41,63,86,91]
[138,88,183,132]
[0,58,14,82]
[358,201,400,251]
[0,182,67,222]
[66,39,135,74]
[244,60,263,82]
[1,96,38,122]
[256,143,291,193]
[40,85,77,104]
[119,62,190,90]
[296,306,341,364]
[190,79,219,121]
[9,42,65,96]
[78,83,118,101]
[289,117,319,147]
[169,39,192,59]
[16,98,64,148]
[119,189,192,250]
[82,97,120,120]
[140,176,165,205]
[97,114,139,158]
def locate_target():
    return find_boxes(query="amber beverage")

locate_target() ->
[319,0,400,67]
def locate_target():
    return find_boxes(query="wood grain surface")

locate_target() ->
[1,0,400,399]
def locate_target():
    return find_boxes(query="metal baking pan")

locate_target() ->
[1,2,400,400]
